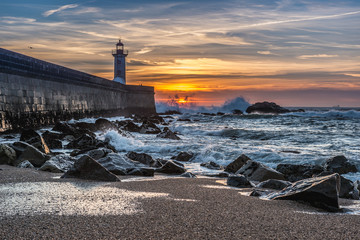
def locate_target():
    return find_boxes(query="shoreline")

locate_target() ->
[1,165,360,239]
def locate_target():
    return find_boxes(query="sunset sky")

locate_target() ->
[1,0,359,107]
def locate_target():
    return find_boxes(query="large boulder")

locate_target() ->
[227,175,253,188]
[276,163,324,182]
[39,155,75,173]
[42,131,63,149]
[20,129,50,154]
[139,120,161,134]
[156,127,180,140]
[171,151,194,162]
[0,144,16,165]
[11,141,49,167]
[61,155,120,182]
[236,160,285,182]
[156,160,186,174]
[66,134,97,150]
[52,122,78,137]
[256,179,291,190]
[264,173,340,211]
[120,121,141,132]
[95,118,117,131]
[224,154,251,173]
[246,102,290,114]
[323,155,357,174]
[126,151,157,167]
[85,148,112,160]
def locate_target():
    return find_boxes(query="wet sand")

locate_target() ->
[0,165,359,239]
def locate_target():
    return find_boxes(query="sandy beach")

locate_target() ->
[0,165,359,240]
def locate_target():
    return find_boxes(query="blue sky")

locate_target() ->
[1,0,360,106]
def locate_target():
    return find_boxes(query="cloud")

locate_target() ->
[297,54,339,59]
[0,17,36,24]
[135,47,153,55]
[43,4,79,17]
[257,51,272,55]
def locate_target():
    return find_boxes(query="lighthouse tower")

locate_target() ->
[112,40,128,84]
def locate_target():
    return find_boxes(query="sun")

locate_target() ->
[177,98,188,104]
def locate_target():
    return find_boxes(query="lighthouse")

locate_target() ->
[112,40,128,84]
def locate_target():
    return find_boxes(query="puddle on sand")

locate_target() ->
[0,182,169,217]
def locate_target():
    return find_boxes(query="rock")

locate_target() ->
[20,128,50,154]
[250,189,274,197]
[97,153,147,175]
[217,112,225,116]
[276,164,324,182]
[171,152,194,162]
[231,109,243,115]
[236,160,285,182]
[61,155,120,181]
[126,168,155,176]
[126,151,157,166]
[264,173,341,211]
[156,127,180,140]
[256,179,291,190]
[156,160,186,174]
[121,121,141,132]
[224,154,251,173]
[323,155,357,174]
[85,148,112,160]
[178,118,191,122]
[246,102,290,114]
[0,144,16,165]
[95,118,117,131]
[66,134,97,150]
[11,141,49,167]
[73,122,98,132]
[39,155,75,173]
[181,172,197,178]
[17,160,35,169]
[139,120,161,134]
[316,171,359,200]
[42,131,63,149]
[52,122,78,137]
[227,175,253,188]
[200,161,224,170]
[163,110,181,115]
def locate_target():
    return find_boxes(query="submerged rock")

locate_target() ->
[246,102,290,114]
[236,160,285,182]
[0,143,16,165]
[276,163,323,182]
[61,155,120,182]
[156,127,180,140]
[227,175,253,188]
[264,173,341,211]
[323,155,357,174]
[224,154,251,173]
[171,151,194,162]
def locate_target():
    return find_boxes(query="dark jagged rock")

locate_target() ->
[73,122,98,132]
[200,161,224,170]
[256,179,291,190]
[126,168,155,176]
[53,122,78,137]
[20,128,50,154]
[227,175,253,188]
[39,155,75,173]
[156,160,186,174]
[85,148,112,160]
[276,163,324,182]
[246,102,290,114]
[171,151,194,162]
[126,151,156,166]
[156,127,180,140]
[323,155,357,174]
[11,141,50,167]
[95,118,117,131]
[178,118,191,122]
[121,121,141,132]
[250,189,274,197]
[139,120,161,134]
[236,160,285,182]
[217,112,225,116]
[163,110,181,115]
[66,134,97,150]
[61,155,120,181]
[0,143,16,165]
[264,173,341,211]
[42,131,63,149]
[316,171,359,200]
[224,154,251,173]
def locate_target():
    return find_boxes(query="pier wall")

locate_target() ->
[0,48,156,132]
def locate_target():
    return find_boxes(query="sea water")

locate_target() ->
[92,107,360,182]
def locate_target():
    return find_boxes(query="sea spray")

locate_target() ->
[103,130,144,152]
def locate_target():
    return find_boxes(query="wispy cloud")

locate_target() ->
[0,16,36,24]
[43,4,78,17]
[257,51,273,55]
[297,54,339,59]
